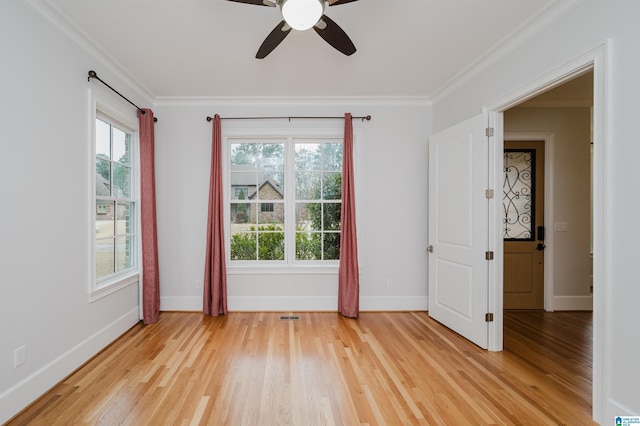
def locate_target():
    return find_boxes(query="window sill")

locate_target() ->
[90,271,139,302]
[227,264,339,275]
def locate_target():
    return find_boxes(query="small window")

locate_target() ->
[235,187,248,199]
[261,203,274,212]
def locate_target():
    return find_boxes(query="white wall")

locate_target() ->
[432,0,640,420]
[0,1,145,422]
[153,100,431,312]
[505,107,592,308]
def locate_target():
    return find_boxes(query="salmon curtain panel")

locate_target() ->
[338,113,360,318]
[138,109,160,324]
[203,114,228,316]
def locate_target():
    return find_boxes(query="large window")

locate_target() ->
[228,137,343,264]
[95,114,137,283]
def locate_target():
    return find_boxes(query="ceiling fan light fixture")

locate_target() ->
[281,0,324,31]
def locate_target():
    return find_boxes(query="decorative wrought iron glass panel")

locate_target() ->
[503,149,536,240]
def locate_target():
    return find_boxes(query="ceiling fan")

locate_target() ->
[226,0,359,59]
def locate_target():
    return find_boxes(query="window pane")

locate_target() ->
[322,172,342,200]
[321,143,343,171]
[258,207,284,227]
[295,143,321,170]
[296,232,321,260]
[116,202,132,236]
[96,238,115,278]
[295,203,312,231]
[96,119,111,159]
[296,171,321,200]
[267,172,285,193]
[230,202,253,224]
[96,201,114,238]
[112,127,130,165]
[112,163,131,198]
[323,233,340,260]
[115,235,134,271]
[258,143,284,170]
[234,187,249,199]
[231,143,257,166]
[96,158,111,196]
[231,171,257,201]
[297,202,321,231]
[230,231,257,260]
[257,178,284,201]
[323,203,342,231]
[257,229,284,260]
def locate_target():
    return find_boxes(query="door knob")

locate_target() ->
[426,245,434,253]
[536,243,546,251]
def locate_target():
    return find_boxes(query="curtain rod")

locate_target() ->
[88,70,157,122]
[206,115,371,122]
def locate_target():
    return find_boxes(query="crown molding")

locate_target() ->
[153,96,432,108]
[430,0,586,105]
[20,0,156,105]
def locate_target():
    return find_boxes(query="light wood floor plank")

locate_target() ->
[6,311,594,425]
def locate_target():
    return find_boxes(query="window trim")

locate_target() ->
[223,127,360,273]
[89,89,141,301]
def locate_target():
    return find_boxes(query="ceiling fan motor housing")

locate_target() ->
[281,0,325,31]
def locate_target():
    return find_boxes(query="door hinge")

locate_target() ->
[486,127,494,137]
[485,313,494,322]
[485,251,494,260]
[485,189,494,199]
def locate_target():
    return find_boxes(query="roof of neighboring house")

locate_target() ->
[248,178,284,200]
[231,165,283,195]
[96,174,110,197]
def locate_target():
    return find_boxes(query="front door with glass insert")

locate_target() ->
[503,141,545,309]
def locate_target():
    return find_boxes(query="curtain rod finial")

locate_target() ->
[88,70,97,82]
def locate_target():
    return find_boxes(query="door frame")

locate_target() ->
[503,133,555,311]
[483,43,608,421]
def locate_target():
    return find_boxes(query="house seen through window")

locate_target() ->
[229,138,343,263]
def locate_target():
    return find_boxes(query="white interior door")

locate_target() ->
[428,114,489,349]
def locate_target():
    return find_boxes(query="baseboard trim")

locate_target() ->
[360,296,429,311]
[0,307,139,424]
[605,398,636,421]
[160,296,202,311]
[161,295,429,312]
[553,295,593,311]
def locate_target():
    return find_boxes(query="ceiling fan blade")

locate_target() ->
[328,0,359,5]
[256,21,292,59]
[313,15,356,56]
[226,0,276,7]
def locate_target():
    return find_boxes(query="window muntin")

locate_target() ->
[95,116,136,281]
[228,137,343,264]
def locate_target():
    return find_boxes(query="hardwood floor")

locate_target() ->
[7,311,593,425]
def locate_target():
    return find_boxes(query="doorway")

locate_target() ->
[499,69,595,415]
[502,71,593,313]
[503,140,546,309]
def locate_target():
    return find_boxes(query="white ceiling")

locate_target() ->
[43,0,573,99]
